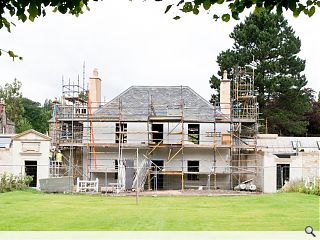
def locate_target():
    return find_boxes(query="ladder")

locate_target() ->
[132,155,151,190]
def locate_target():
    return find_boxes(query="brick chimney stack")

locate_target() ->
[219,70,231,117]
[89,68,102,111]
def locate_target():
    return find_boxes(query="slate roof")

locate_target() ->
[95,86,221,122]
[257,135,320,153]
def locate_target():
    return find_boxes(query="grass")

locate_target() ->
[0,190,318,230]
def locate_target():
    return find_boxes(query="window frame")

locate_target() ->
[187,160,199,181]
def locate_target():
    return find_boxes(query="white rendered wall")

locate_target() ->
[11,134,50,188]
[0,148,13,174]
[263,152,320,193]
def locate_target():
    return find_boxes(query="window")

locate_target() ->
[188,124,200,144]
[115,160,118,170]
[115,123,127,143]
[291,141,301,150]
[187,161,199,181]
[0,137,11,148]
[151,124,163,144]
[114,160,118,180]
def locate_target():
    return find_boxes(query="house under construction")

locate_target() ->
[49,67,260,191]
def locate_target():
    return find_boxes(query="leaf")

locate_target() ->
[8,50,17,60]
[293,8,301,17]
[308,6,316,16]
[222,13,230,22]
[203,0,211,10]
[28,2,38,22]
[3,18,11,32]
[177,0,184,6]
[193,5,199,15]
[165,4,173,14]
[217,0,224,4]
[213,14,219,21]
[288,0,296,11]
[8,50,15,58]
[173,16,181,20]
[306,0,313,6]
[317,1,320,7]
[182,2,193,12]
[232,12,240,20]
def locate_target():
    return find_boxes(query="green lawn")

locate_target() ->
[0,191,318,230]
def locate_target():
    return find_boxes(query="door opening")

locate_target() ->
[151,160,164,190]
[276,164,290,189]
[25,161,37,187]
[151,124,163,143]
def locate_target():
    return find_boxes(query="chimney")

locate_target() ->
[220,70,231,116]
[89,68,101,111]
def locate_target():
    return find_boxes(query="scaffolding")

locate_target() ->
[49,73,259,192]
[230,66,259,188]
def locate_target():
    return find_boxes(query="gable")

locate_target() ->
[12,129,51,141]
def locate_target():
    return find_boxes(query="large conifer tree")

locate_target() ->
[210,11,311,136]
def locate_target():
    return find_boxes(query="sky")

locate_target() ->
[1,0,319,104]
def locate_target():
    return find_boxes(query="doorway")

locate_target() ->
[276,164,290,189]
[151,124,163,143]
[25,161,37,187]
[151,160,164,190]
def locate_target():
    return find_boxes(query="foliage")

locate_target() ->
[21,97,51,133]
[0,48,22,60]
[0,173,33,193]
[15,118,32,133]
[0,191,318,230]
[0,0,91,60]
[163,0,319,22]
[210,11,311,136]
[0,80,52,133]
[305,89,320,135]
[0,0,318,35]
[0,0,90,32]
[282,178,320,196]
[0,79,25,130]
[79,91,88,102]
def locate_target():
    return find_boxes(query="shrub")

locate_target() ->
[0,173,33,193]
[282,178,320,196]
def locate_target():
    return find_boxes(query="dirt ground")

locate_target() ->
[105,189,262,197]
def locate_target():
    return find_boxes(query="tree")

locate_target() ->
[0,79,25,129]
[305,89,320,135]
[21,98,51,134]
[210,11,311,136]
[167,0,319,21]
[16,118,32,133]
[0,80,52,133]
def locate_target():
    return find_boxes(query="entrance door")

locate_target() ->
[276,164,290,189]
[25,161,37,187]
[151,160,164,190]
